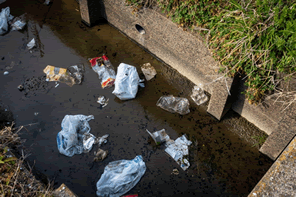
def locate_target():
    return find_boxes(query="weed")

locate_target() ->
[252,135,267,147]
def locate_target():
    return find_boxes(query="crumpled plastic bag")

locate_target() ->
[0,7,14,35]
[96,155,146,197]
[11,14,26,31]
[156,95,190,115]
[67,64,85,85]
[165,135,192,171]
[112,63,144,100]
[191,85,208,105]
[56,115,95,157]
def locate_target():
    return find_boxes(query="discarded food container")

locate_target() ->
[27,38,36,49]
[89,56,116,89]
[67,64,85,85]
[112,63,145,100]
[146,129,172,145]
[43,65,76,87]
[141,63,157,81]
[191,85,208,105]
[95,134,109,146]
[56,115,95,157]
[165,135,192,171]
[97,96,109,107]
[94,148,108,161]
[0,7,14,35]
[156,95,190,115]
[96,155,146,197]
[11,14,26,31]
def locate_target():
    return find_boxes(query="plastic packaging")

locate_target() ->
[43,65,76,87]
[67,64,85,85]
[146,129,173,145]
[191,85,208,105]
[112,63,145,100]
[97,96,109,107]
[95,134,109,146]
[156,95,190,115]
[56,115,95,157]
[11,15,26,31]
[96,155,146,197]
[90,56,116,89]
[141,63,157,81]
[27,38,36,49]
[165,135,192,171]
[0,7,14,35]
[94,148,108,161]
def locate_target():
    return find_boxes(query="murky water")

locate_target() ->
[0,0,272,196]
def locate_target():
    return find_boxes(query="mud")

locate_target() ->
[0,0,273,196]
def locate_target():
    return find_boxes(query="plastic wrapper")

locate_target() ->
[146,129,172,145]
[112,63,144,100]
[67,64,85,84]
[0,7,14,35]
[96,155,146,197]
[97,96,109,107]
[156,95,190,115]
[95,134,109,146]
[90,56,116,89]
[94,148,108,161]
[56,115,95,157]
[141,63,157,81]
[165,135,192,171]
[191,85,208,105]
[43,65,84,87]
[27,38,36,49]
[11,14,26,31]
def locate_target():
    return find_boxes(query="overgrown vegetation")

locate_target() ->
[0,125,53,196]
[252,135,267,147]
[126,0,296,104]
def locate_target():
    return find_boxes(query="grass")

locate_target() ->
[0,124,53,196]
[126,0,296,104]
[252,135,267,147]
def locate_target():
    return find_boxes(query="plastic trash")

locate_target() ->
[44,0,51,5]
[3,71,8,75]
[97,96,109,108]
[96,155,146,197]
[146,129,173,145]
[43,65,77,87]
[156,95,190,115]
[141,63,157,81]
[191,85,208,105]
[56,115,95,157]
[94,148,108,161]
[89,55,116,89]
[67,64,85,84]
[165,135,192,171]
[112,63,145,100]
[27,38,36,49]
[95,134,109,146]
[11,15,26,31]
[0,7,14,35]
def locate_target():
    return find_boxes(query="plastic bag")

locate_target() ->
[43,65,78,87]
[141,63,156,81]
[11,14,26,31]
[0,7,14,35]
[56,115,95,157]
[112,63,144,100]
[191,85,208,105]
[67,64,85,85]
[156,95,190,115]
[27,38,36,49]
[90,56,116,89]
[165,135,192,171]
[96,155,146,197]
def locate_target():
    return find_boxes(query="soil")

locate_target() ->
[0,0,272,196]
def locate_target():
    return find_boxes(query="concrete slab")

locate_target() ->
[249,135,296,196]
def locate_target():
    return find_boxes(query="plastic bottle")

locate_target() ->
[102,54,113,68]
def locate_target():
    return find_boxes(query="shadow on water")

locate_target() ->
[0,0,273,196]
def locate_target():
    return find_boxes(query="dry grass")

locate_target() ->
[0,124,53,197]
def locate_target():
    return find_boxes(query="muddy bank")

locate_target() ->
[0,0,272,196]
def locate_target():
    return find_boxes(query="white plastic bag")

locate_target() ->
[165,135,192,171]
[96,155,146,197]
[11,14,26,31]
[0,7,14,35]
[156,95,190,115]
[112,63,144,100]
[191,85,208,105]
[56,115,95,157]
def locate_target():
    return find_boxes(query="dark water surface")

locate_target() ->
[0,0,272,196]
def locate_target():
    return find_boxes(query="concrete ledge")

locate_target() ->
[249,135,296,196]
